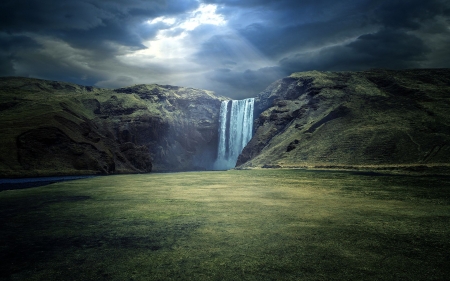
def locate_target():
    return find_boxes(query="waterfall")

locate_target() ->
[214,98,254,170]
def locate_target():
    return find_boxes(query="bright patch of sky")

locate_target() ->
[120,3,275,68]
[149,3,226,31]
[124,4,226,61]
[116,2,278,91]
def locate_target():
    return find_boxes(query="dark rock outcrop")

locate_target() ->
[237,69,450,170]
[0,78,225,177]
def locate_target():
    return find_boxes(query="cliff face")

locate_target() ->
[2,69,449,177]
[0,78,225,177]
[238,69,450,170]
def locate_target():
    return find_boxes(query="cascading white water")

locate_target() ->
[213,98,254,170]
[216,100,229,166]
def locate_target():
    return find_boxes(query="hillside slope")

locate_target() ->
[238,69,450,173]
[0,78,225,177]
[1,69,449,177]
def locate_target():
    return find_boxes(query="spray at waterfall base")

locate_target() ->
[213,98,254,170]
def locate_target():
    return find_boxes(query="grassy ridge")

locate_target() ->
[242,69,450,170]
[1,170,449,280]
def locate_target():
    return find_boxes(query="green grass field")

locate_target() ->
[1,170,449,280]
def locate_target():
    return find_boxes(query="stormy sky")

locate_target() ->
[1,0,449,99]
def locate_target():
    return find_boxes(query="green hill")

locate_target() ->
[0,77,225,177]
[1,69,449,177]
[238,69,450,174]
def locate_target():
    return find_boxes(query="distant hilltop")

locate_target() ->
[1,68,450,177]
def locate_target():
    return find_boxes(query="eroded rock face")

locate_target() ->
[0,78,225,177]
[17,127,117,174]
[237,69,450,169]
[112,84,225,171]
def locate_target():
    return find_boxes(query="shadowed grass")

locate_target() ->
[1,170,449,280]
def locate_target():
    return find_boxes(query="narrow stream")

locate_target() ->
[0,176,95,191]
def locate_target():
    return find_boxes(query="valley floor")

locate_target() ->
[244,163,450,176]
[1,170,449,280]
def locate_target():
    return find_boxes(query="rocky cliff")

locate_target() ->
[2,69,449,177]
[0,77,225,177]
[238,69,450,172]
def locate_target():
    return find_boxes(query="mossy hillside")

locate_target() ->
[2,69,449,176]
[1,170,449,280]
[0,79,96,173]
[0,78,226,177]
[240,69,450,171]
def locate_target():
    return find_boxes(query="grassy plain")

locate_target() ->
[1,170,449,280]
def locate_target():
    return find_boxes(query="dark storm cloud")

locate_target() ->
[199,0,450,97]
[0,0,199,32]
[349,29,429,65]
[374,0,449,30]
[0,0,449,98]
[230,0,447,60]
[192,33,240,67]
[0,0,199,85]
[279,28,430,72]
[0,33,40,75]
[0,0,199,50]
